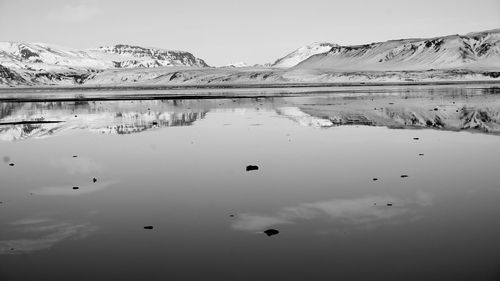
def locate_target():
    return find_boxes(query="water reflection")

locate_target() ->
[1,88,500,141]
[232,193,433,232]
[0,218,96,255]
[0,100,208,141]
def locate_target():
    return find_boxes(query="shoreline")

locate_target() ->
[1,79,500,92]
[0,80,499,102]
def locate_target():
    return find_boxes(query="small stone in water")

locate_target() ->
[401,175,409,178]
[263,229,279,237]
[8,163,14,166]
[72,186,79,190]
[246,165,259,171]
[144,226,154,230]
[93,178,97,183]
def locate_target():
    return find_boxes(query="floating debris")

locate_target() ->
[72,186,79,190]
[419,153,424,156]
[246,165,259,172]
[144,226,154,230]
[372,178,378,181]
[263,229,279,237]
[434,108,439,111]
[8,163,14,166]
[72,155,78,158]
[400,175,409,178]
[387,203,393,206]
[152,121,158,126]
[229,214,235,218]
[93,178,97,183]
[413,137,419,140]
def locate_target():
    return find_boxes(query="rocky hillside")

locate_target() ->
[294,29,500,71]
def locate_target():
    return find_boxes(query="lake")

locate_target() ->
[1,86,500,281]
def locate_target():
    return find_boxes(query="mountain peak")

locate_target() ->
[294,29,500,71]
[0,42,210,71]
[272,42,338,68]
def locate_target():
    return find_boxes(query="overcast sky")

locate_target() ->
[1,0,499,66]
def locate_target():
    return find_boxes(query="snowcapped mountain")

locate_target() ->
[0,42,209,72]
[272,43,338,68]
[294,29,500,71]
[0,28,499,87]
[91,44,208,68]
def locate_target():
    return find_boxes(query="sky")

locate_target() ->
[1,0,499,66]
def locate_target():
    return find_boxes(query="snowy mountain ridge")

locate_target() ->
[272,42,338,68]
[293,29,500,70]
[0,28,499,87]
[0,42,209,72]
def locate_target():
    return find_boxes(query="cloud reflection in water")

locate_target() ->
[0,218,97,255]
[231,193,432,232]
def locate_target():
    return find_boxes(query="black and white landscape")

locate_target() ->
[1,29,500,87]
[1,1,500,281]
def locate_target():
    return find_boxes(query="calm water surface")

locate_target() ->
[1,88,500,281]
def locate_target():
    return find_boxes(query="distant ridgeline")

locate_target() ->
[0,29,499,86]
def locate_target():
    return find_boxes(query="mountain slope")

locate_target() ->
[295,29,500,71]
[0,42,209,72]
[272,43,338,68]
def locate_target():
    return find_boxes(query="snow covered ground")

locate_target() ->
[0,29,499,88]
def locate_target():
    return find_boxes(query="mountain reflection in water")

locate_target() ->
[0,87,500,142]
[1,86,500,281]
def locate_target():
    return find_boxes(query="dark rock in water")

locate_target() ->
[413,137,419,140]
[400,175,409,178]
[93,178,97,183]
[72,186,79,190]
[264,229,279,237]
[419,153,424,156]
[388,102,394,105]
[72,155,78,158]
[387,203,393,206]
[74,115,78,117]
[144,226,154,230]
[434,108,439,111]
[152,121,158,126]
[8,163,14,166]
[372,178,378,181]
[246,165,259,171]
[229,214,235,218]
